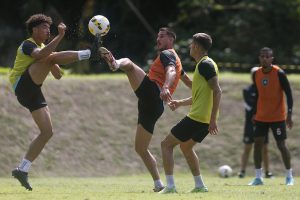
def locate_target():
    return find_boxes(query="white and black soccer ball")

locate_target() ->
[218,165,233,178]
[88,15,110,36]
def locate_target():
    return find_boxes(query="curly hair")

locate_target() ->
[26,14,52,35]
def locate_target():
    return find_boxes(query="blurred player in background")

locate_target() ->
[238,67,273,179]
[249,47,294,186]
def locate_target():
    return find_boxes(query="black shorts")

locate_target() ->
[254,121,287,141]
[171,116,209,143]
[15,69,47,112]
[243,118,269,144]
[135,76,164,134]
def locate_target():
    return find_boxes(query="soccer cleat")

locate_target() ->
[238,171,245,178]
[189,186,208,193]
[99,47,119,71]
[90,33,103,61]
[153,186,165,192]
[286,177,294,186]
[248,178,263,186]
[158,187,177,194]
[12,168,32,191]
[265,171,274,178]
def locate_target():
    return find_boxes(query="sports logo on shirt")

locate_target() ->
[262,78,268,86]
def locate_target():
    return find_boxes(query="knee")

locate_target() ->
[135,144,147,156]
[42,53,57,66]
[160,140,171,152]
[41,129,53,141]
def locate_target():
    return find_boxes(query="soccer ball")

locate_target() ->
[88,15,110,36]
[218,165,233,178]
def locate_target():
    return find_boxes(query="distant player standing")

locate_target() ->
[9,13,97,190]
[249,47,294,186]
[238,67,273,178]
[159,33,222,193]
[100,27,188,192]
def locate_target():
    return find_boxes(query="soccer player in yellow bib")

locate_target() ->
[159,33,222,193]
[9,14,95,191]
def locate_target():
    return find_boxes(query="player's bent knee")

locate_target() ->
[40,130,53,141]
[39,53,58,67]
[135,145,147,156]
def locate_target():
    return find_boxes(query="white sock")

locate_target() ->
[78,49,91,60]
[255,168,263,179]
[115,60,121,68]
[154,179,164,188]
[194,175,204,188]
[166,175,175,188]
[287,169,293,178]
[18,158,32,173]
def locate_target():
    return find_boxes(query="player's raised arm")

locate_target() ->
[32,22,66,60]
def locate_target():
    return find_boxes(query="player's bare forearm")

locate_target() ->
[32,23,66,60]
[208,76,222,130]
[161,66,176,102]
[168,97,192,111]
[180,72,192,89]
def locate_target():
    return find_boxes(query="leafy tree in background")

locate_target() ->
[1,0,300,73]
[174,0,300,71]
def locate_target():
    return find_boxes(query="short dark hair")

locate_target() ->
[260,47,273,55]
[192,33,212,51]
[159,27,176,40]
[26,14,52,35]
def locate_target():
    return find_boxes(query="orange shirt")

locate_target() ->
[254,65,286,122]
[148,49,182,94]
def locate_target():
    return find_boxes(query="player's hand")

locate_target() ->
[286,114,293,129]
[209,120,218,135]
[160,87,172,102]
[168,100,180,111]
[57,22,66,37]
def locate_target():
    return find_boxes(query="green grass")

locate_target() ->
[0,174,299,200]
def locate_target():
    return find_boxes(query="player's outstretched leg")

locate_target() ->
[99,47,119,71]
[12,168,32,191]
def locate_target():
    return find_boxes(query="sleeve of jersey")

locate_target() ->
[160,50,176,69]
[278,70,293,114]
[197,61,217,81]
[22,40,37,56]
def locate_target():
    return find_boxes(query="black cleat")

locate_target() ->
[12,168,32,191]
[265,171,274,178]
[90,33,103,61]
[238,171,245,178]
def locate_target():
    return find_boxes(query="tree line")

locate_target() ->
[1,0,300,73]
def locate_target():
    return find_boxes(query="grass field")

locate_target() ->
[0,72,299,200]
[0,174,299,200]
